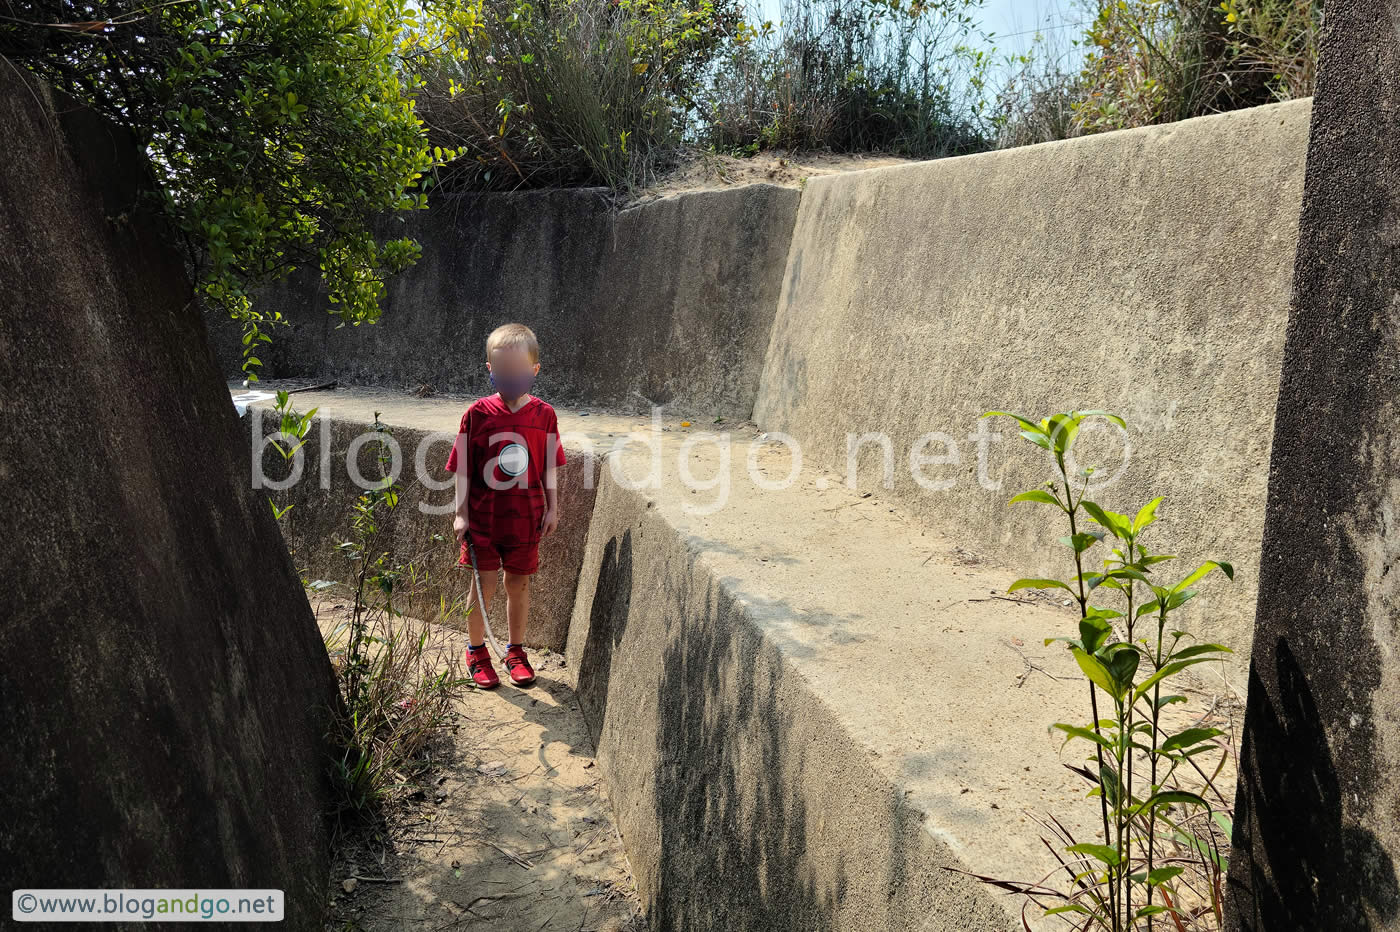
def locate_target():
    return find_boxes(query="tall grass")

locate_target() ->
[695,0,992,158]
[264,395,472,823]
[405,0,1319,187]
[322,414,476,822]
[986,19,1090,149]
[1071,0,1319,136]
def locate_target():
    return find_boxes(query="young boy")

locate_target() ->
[446,323,566,688]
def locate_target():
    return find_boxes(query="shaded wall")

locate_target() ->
[1225,4,1400,929]
[0,65,338,927]
[753,100,1312,693]
[566,465,1019,932]
[207,186,801,421]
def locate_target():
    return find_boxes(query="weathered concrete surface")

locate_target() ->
[754,99,1312,695]
[208,185,800,420]
[240,385,642,651]
[0,64,338,925]
[565,428,1231,931]
[1225,4,1400,929]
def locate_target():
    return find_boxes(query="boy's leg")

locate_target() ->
[462,538,506,689]
[502,571,530,645]
[464,534,503,647]
[501,541,540,645]
[469,570,500,643]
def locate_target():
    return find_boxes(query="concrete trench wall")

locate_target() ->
[3,63,339,926]
[226,97,1317,930]
[1225,3,1400,927]
[208,185,801,421]
[563,466,1016,932]
[556,102,1312,930]
[754,99,1312,696]
[214,100,1315,695]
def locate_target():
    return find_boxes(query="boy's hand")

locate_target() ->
[539,506,559,538]
[453,514,468,544]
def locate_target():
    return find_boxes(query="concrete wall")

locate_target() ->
[1226,4,1400,929]
[0,64,338,926]
[566,462,1020,932]
[753,99,1312,694]
[207,186,801,420]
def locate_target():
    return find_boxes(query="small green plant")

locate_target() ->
[268,391,320,463]
[265,390,320,579]
[973,409,1237,931]
[320,413,471,820]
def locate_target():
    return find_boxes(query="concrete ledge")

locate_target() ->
[565,429,1228,930]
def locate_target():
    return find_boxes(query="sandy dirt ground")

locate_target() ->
[312,597,649,932]
[624,148,915,205]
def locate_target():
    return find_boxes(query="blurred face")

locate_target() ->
[486,344,540,400]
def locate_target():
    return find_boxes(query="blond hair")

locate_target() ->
[485,322,539,362]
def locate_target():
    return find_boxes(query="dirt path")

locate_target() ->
[313,598,649,932]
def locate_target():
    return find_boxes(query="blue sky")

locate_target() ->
[977,0,1090,57]
[751,0,1092,80]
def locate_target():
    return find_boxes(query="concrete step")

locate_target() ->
[565,421,1232,931]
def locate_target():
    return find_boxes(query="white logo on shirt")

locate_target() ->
[498,442,529,477]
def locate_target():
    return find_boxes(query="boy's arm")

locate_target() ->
[544,461,559,511]
[541,416,564,536]
[450,412,471,539]
[454,470,470,519]
[540,462,560,537]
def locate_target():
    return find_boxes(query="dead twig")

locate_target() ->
[486,841,534,869]
[1002,640,1079,688]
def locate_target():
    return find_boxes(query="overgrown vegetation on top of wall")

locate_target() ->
[409,0,1320,191]
[694,0,991,159]
[411,0,994,191]
[411,0,745,191]
[995,0,1320,148]
[2,0,1320,367]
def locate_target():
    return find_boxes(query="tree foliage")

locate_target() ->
[411,0,744,192]
[2,0,469,379]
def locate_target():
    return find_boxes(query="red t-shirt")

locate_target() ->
[445,394,566,547]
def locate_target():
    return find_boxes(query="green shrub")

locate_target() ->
[412,0,741,191]
[4,0,463,381]
[1072,0,1319,134]
[268,404,471,820]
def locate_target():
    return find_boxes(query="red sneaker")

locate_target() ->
[503,644,536,686]
[466,645,499,689]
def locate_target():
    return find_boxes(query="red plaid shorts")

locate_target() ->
[460,529,540,575]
